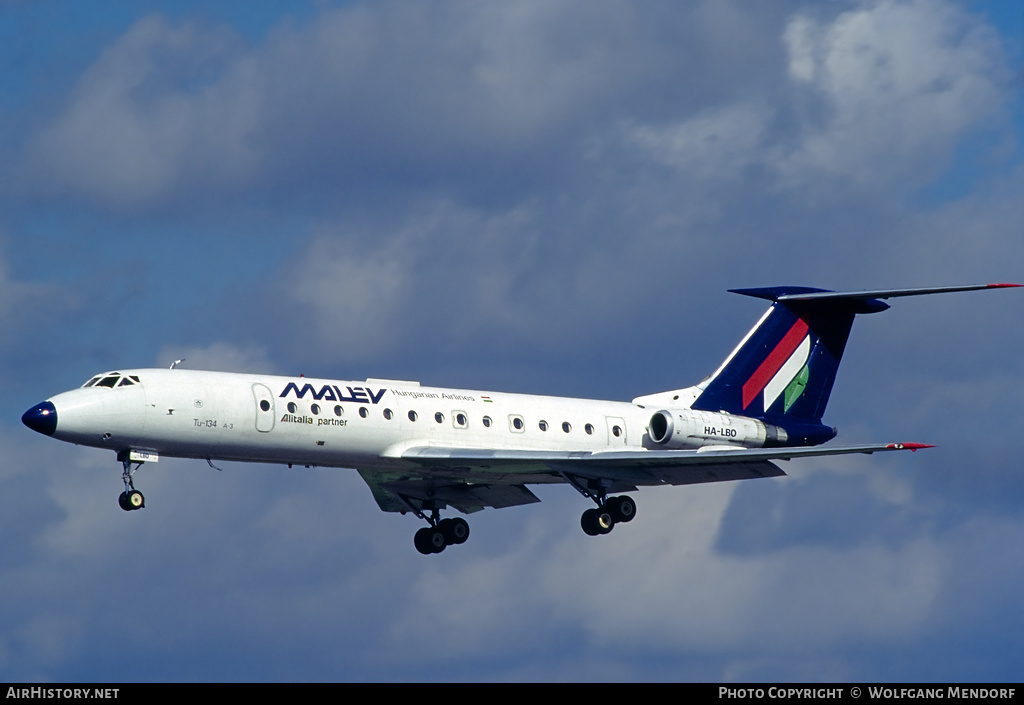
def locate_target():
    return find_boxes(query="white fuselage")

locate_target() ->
[46,369,670,471]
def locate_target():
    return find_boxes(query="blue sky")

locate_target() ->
[2,0,1022,682]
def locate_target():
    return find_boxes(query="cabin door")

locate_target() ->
[605,416,627,446]
[252,384,276,433]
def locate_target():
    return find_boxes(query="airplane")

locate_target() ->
[22,283,1019,554]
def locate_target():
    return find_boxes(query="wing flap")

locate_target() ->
[655,460,786,486]
[357,469,540,515]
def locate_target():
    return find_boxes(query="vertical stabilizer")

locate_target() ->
[692,287,869,422]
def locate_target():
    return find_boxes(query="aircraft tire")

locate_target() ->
[581,506,602,532]
[441,517,470,545]
[126,490,145,510]
[427,527,446,553]
[414,527,434,555]
[595,507,614,534]
[608,495,636,523]
[415,527,448,554]
[118,492,132,511]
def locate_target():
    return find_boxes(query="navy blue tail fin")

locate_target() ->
[691,284,1019,422]
[691,287,869,422]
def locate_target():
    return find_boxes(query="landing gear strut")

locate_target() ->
[117,456,145,511]
[411,507,470,555]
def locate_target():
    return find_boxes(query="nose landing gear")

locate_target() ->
[117,454,145,511]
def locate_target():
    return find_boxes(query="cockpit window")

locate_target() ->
[83,372,140,389]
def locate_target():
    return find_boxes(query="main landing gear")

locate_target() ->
[412,508,470,555]
[117,455,145,511]
[561,472,637,537]
[580,494,636,536]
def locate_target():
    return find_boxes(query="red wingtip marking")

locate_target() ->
[988,283,1023,288]
[887,442,936,451]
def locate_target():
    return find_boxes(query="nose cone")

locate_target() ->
[22,401,58,436]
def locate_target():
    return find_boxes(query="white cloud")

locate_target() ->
[23,15,259,209]
[617,0,1008,204]
[624,104,770,185]
[10,2,792,210]
[276,202,575,361]
[285,235,411,356]
[395,483,945,657]
[779,0,1006,190]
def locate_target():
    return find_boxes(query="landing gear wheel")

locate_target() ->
[440,517,470,545]
[608,495,636,523]
[414,527,433,554]
[119,490,144,511]
[126,489,145,510]
[414,526,447,554]
[581,507,614,536]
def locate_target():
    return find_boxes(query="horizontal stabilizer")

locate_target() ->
[732,283,1021,306]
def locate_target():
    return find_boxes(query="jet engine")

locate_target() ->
[647,408,788,450]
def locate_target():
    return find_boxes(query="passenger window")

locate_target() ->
[585,423,594,435]
[311,404,320,415]
[409,410,418,422]
[538,420,548,431]
[482,416,492,428]
[260,400,271,412]
[454,412,468,428]
[334,405,343,417]
[359,407,368,418]
[562,422,572,433]
[612,425,622,437]
[435,412,444,423]
[287,402,297,414]
[510,415,524,432]
[383,408,393,420]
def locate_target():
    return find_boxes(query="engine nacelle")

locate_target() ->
[647,408,788,450]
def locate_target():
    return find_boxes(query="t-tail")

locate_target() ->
[690,284,1021,445]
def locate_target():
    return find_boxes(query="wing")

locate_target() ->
[357,443,929,515]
